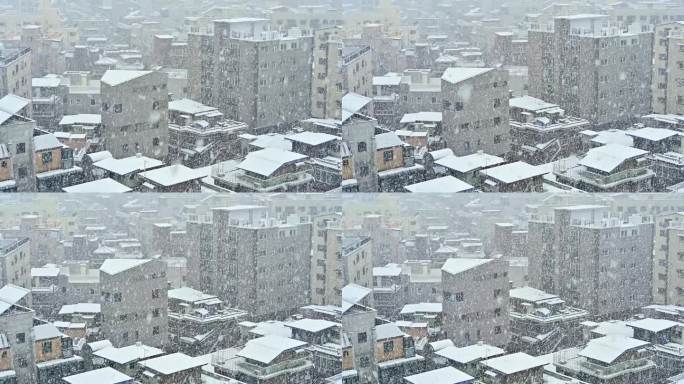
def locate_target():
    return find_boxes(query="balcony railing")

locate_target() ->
[577,167,651,186]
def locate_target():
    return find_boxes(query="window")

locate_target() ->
[494,289,502,298]
[152,326,160,335]
[152,101,160,110]
[152,308,160,318]
[357,332,367,343]
[383,341,394,353]
[454,101,464,111]
[493,98,501,108]
[122,332,129,341]
[113,293,122,302]
[494,135,502,144]
[357,142,367,152]
[493,117,501,125]
[41,151,52,165]
[152,289,160,299]
[1,161,7,168]
[113,104,123,113]
[359,356,370,367]
[16,333,25,344]
[15,143,25,154]
[495,326,502,334]
[42,341,52,354]
[152,137,160,147]
[383,150,393,162]
[122,144,129,153]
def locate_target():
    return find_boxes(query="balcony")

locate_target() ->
[216,355,312,379]
[556,355,655,380]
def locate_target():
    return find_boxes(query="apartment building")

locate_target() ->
[0,238,31,290]
[0,94,35,191]
[441,258,510,348]
[653,22,684,115]
[528,14,653,127]
[311,213,340,306]
[312,26,343,119]
[191,18,313,132]
[100,70,169,160]
[341,114,379,192]
[210,209,312,319]
[654,212,684,305]
[0,47,31,100]
[527,205,654,318]
[33,133,83,192]
[0,285,37,384]
[99,259,168,348]
[441,67,510,157]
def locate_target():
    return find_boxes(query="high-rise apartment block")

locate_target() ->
[529,15,653,127]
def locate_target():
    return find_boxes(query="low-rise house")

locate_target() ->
[137,164,204,192]
[477,352,546,384]
[92,343,164,377]
[31,265,62,318]
[214,335,314,383]
[554,144,654,192]
[375,132,424,192]
[372,264,407,318]
[167,99,248,168]
[399,303,443,339]
[626,127,682,154]
[285,319,341,345]
[33,323,85,383]
[58,303,101,329]
[58,114,102,138]
[167,287,247,356]
[31,76,65,130]
[554,336,655,384]
[479,161,547,192]
[436,343,505,377]
[137,352,206,384]
[627,318,684,379]
[509,96,590,165]
[431,152,505,186]
[509,287,589,356]
[404,366,474,384]
[91,154,164,187]
[33,134,83,192]
[651,152,684,190]
[214,148,313,192]
[375,323,426,384]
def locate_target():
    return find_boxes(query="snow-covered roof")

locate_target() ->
[376,323,405,340]
[168,287,218,304]
[591,129,634,147]
[373,75,402,86]
[373,264,402,277]
[34,134,63,151]
[138,164,205,186]
[442,258,493,275]
[168,99,217,115]
[31,266,60,277]
[237,148,307,177]
[139,352,206,375]
[627,318,681,333]
[99,259,151,275]
[59,303,101,315]
[400,112,442,123]
[249,133,292,151]
[342,284,372,306]
[481,161,547,183]
[101,70,152,86]
[626,127,681,142]
[285,319,340,333]
[33,323,64,341]
[509,96,559,112]
[400,303,442,315]
[0,284,30,305]
[342,92,372,122]
[95,344,164,364]
[435,152,505,173]
[404,366,474,384]
[63,367,132,384]
[33,77,62,88]
[237,335,307,364]
[480,352,547,375]
[405,176,474,193]
[578,144,648,173]
[437,344,505,364]
[286,131,339,146]
[0,94,29,116]
[94,155,164,176]
[375,132,404,150]
[578,336,649,364]
[509,287,558,303]
[441,67,493,84]
[63,178,132,193]
[59,114,101,126]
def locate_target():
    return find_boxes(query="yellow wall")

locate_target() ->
[0,158,12,181]
[342,347,353,370]
[375,146,404,172]
[375,336,404,363]
[34,148,62,174]
[35,338,62,363]
[342,157,354,180]
[0,348,11,370]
